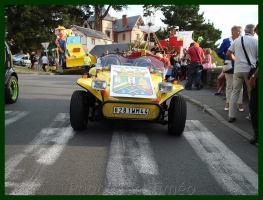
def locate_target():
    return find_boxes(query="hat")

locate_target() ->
[57,26,66,30]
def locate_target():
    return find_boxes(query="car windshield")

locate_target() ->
[97,53,166,74]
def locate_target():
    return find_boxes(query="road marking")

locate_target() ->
[102,132,161,195]
[36,127,74,165]
[5,115,258,195]
[184,120,258,195]
[5,111,28,126]
[5,113,74,195]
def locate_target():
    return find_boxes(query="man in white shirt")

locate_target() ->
[226,24,258,122]
[41,54,48,71]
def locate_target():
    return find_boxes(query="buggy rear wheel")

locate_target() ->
[168,95,187,136]
[70,90,90,130]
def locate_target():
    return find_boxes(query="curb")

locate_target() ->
[178,93,254,142]
[13,66,84,75]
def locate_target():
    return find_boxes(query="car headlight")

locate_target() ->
[158,82,173,93]
[91,79,107,90]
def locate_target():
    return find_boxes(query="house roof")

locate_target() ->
[88,7,113,22]
[89,43,130,57]
[70,25,113,41]
[113,15,143,32]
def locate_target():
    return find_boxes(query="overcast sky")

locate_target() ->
[109,5,258,45]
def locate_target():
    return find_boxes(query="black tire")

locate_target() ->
[5,76,19,104]
[70,90,90,130]
[168,95,187,136]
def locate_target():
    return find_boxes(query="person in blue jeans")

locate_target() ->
[185,42,204,90]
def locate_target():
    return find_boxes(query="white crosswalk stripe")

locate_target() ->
[5,113,74,195]
[184,120,258,195]
[5,111,28,126]
[103,132,161,195]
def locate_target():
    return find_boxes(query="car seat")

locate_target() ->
[134,57,151,66]
[104,56,122,67]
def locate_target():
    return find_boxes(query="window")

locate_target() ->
[91,38,95,45]
[122,33,126,41]
[114,34,118,43]
[105,30,110,38]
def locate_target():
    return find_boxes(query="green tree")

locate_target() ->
[91,5,128,30]
[5,5,129,54]
[5,5,84,54]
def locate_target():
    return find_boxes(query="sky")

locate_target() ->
[109,5,258,45]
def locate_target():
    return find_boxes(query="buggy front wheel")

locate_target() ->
[168,95,187,136]
[70,90,89,130]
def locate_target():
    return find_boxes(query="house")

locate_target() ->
[85,7,146,44]
[84,7,114,40]
[70,25,113,51]
[112,15,145,44]
[71,9,147,56]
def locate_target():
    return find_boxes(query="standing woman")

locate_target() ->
[180,48,189,80]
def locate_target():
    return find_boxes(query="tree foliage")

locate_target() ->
[5,5,85,53]
[5,5,127,54]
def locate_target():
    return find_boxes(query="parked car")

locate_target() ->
[70,52,187,136]
[12,54,31,67]
[5,41,19,104]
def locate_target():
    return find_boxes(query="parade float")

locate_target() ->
[52,26,96,73]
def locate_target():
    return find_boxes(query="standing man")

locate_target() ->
[226,24,258,122]
[29,52,36,69]
[41,54,48,71]
[185,42,205,90]
[248,24,258,144]
[151,43,159,55]
[216,25,244,111]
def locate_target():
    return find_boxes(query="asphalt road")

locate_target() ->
[5,75,258,195]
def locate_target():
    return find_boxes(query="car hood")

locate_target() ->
[109,65,157,99]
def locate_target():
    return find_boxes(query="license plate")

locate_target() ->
[114,107,149,115]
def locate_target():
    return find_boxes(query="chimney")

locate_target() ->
[122,15,127,28]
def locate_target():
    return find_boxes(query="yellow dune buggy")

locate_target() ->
[70,51,187,135]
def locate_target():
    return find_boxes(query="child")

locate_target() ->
[84,51,92,76]
[200,48,212,87]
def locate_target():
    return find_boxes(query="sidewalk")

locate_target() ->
[13,65,55,75]
[178,80,255,142]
